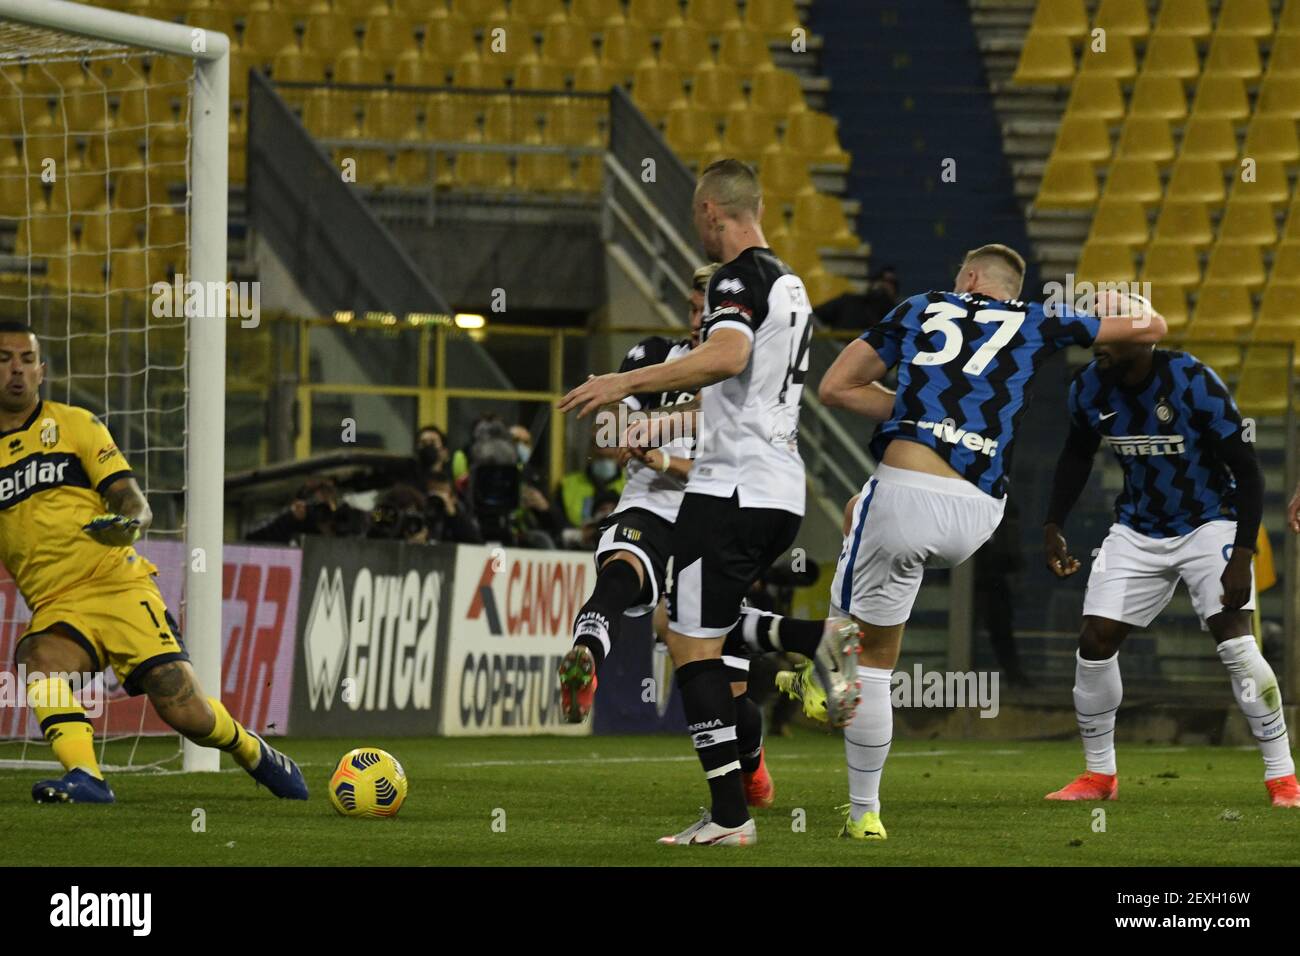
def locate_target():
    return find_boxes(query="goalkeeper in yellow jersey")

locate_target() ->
[0,322,307,803]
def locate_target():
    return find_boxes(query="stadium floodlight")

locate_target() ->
[0,0,227,772]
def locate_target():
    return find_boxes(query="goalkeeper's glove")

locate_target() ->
[82,513,142,547]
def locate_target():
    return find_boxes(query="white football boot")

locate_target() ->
[658,808,757,846]
[812,617,862,727]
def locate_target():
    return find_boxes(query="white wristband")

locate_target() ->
[655,452,671,473]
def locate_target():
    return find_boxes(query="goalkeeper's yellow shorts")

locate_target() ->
[23,576,188,696]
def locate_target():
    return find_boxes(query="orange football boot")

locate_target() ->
[743,748,775,809]
[1266,774,1300,808]
[558,646,597,724]
[1045,770,1118,801]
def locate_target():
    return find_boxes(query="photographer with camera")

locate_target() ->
[245,476,366,544]
[413,424,482,544]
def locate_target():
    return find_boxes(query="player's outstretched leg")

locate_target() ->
[560,554,645,724]
[1212,621,1300,807]
[18,630,114,804]
[730,606,861,726]
[1047,618,1126,801]
[733,688,773,809]
[140,661,308,800]
[839,618,901,840]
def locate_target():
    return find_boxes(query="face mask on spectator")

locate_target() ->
[589,458,618,484]
[516,441,531,465]
[418,443,445,475]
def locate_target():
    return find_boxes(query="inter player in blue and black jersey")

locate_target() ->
[817,244,1168,840]
[1042,340,1299,808]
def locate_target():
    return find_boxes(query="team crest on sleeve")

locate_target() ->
[716,277,744,294]
[1155,399,1174,424]
[39,418,58,446]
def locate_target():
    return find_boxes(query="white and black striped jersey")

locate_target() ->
[688,246,811,516]
[615,335,695,523]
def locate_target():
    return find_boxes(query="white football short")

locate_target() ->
[830,464,1006,627]
[1082,520,1255,630]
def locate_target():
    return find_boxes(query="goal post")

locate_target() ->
[0,0,227,772]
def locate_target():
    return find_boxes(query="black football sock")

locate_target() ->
[734,693,764,774]
[734,606,826,659]
[572,558,644,671]
[677,658,748,828]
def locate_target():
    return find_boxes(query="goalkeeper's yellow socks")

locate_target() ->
[26,676,103,780]
[195,697,262,770]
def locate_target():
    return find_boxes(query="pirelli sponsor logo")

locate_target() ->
[0,453,89,509]
[1104,434,1186,456]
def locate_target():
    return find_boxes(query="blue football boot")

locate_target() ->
[32,768,116,804]
[246,733,308,800]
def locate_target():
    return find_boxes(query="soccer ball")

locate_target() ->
[328,748,408,818]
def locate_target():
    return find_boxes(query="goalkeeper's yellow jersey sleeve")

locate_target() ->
[0,400,155,611]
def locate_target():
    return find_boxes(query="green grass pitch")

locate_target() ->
[0,733,1293,866]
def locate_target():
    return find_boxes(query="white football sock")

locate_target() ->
[1074,651,1121,776]
[1217,635,1295,781]
[845,665,893,819]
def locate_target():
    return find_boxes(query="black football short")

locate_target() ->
[668,491,801,639]
[594,507,675,615]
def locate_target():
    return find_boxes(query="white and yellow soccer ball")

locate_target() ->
[328,748,408,818]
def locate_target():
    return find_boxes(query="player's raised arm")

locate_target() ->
[1092,290,1168,345]
[1043,382,1102,578]
[818,338,896,420]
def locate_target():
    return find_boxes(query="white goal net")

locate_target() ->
[0,0,228,774]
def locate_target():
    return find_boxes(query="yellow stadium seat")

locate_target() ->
[186,9,236,43]
[1266,35,1300,78]
[84,131,142,172]
[333,0,389,18]
[1243,116,1300,164]
[1154,201,1214,247]
[572,153,603,191]
[1204,242,1267,288]
[362,16,418,59]
[1192,282,1255,330]
[1285,203,1300,241]
[106,249,154,291]
[146,207,186,250]
[665,106,721,164]
[1142,240,1202,287]
[393,51,445,87]
[1031,0,1088,39]
[78,209,138,252]
[516,152,576,191]
[514,0,567,29]
[1230,159,1290,205]
[1257,76,1300,117]
[1259,284,1300,324]
[392,149,433,187]
[452,0,506,24]
[758,153,813,203]
[1129,74,1188,120]
[1215,0,1274,38]
[1065,75,1125,122]
[276,0,331,12]
[1055,115,1113,163]
[1269,244,1300,289]
[1099,157,1161,205]
[601,22,654,72]
[689,66,745,122]
[1281,0,1300,35]
[571,0,624,26]
[545,102,605,146]
[1012,32,1075,85]
[425,93,479,142]
[272,49,328,83]
[452,56,509,88]
[803,269,852,307]
[339,147,394,188]
[1148,284,1190,330]
[16,215,74,256]
[745,0,800,39]
[631,63,685,116]
[1077,241,1136,285]
[46,172,109,213]
[628,0,682,30]
[792,192,858,250]
[1167,158,1226,204]
[111,168,169,210]
[482,101,535,143]
[48,252,108,292]
[718,28,774,77]
[1218,201,1277,246]
[333,49,385,84]
[1089,200,1149,246]
[425,17,474,63]
[302,13,357,60]
[455,150,512,189]
[482,25,538,68]
[1203,36,1261,80]
[1094,0,1149,38]
[1038,157,1098,207]
[1236,352,1291,414]
[1190,75,1248,121]
[240,9,297,58]
[1141,34,1200,81]
[1152,0,1212,38]
[542,23,596,68]
[1115,116,1171,163]
[148,122,187,166]
[1079,34,1137,80]
[774,243,821,281]
[1179,117,1238,165]
[686,0,741,32]
[750,68,805,119]
[659,24,711,72]
[514,61,567,90]
[363,93,422,142]
[573,60,620,92]
[783,110,851,168]
[720,110,778,164]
